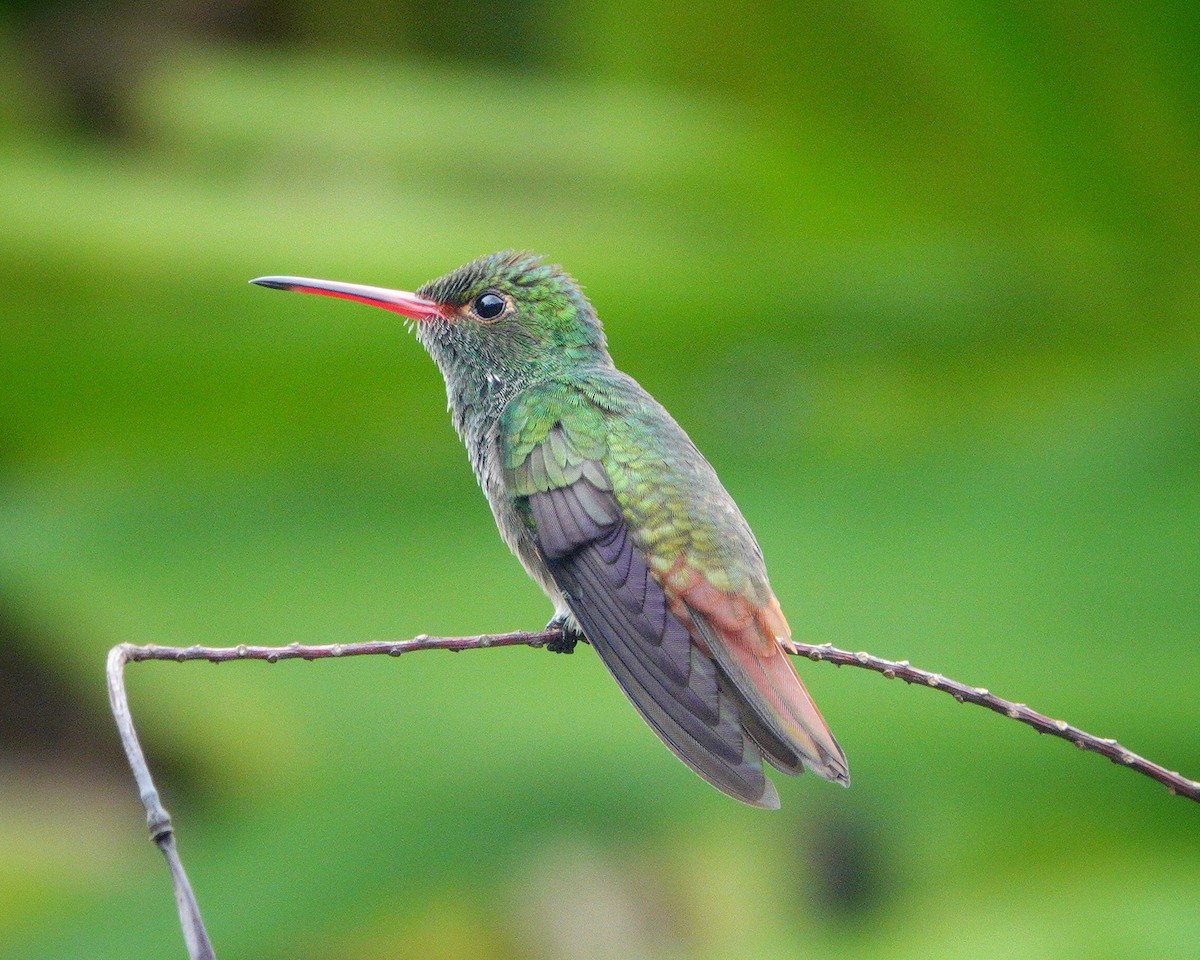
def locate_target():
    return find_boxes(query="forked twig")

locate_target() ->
[107,628,1199,959]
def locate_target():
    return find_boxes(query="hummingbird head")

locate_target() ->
[252,252,609,386]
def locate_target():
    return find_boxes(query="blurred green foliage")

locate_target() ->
[0,3,1197,959]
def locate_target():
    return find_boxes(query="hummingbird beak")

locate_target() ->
[250,276,447,321]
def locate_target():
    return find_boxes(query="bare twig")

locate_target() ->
[107,646,217,960]
[108,628,1199,959]
[795,642,1200,802]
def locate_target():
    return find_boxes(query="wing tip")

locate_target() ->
[751,778,781,809]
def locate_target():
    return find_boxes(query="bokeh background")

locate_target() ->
[1,2,1197,958]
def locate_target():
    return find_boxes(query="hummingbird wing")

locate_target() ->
[504,383,847,806]
[510,426,777,806]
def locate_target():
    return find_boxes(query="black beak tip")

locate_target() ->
[249,276,294,291]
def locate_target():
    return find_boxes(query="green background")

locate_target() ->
[0,2,1196,958]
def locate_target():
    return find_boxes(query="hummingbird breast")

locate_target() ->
[434,359,565,608]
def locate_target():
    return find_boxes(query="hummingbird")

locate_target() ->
[252,252,848,807]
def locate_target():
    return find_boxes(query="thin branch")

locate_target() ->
[794,642,1200,802]
[108,628,1199,959]
[107,646,217,960]
[104,628,562,959]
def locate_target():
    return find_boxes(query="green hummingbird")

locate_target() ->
[252,252,848,807]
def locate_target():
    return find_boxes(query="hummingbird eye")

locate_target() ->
[471,292,507,322]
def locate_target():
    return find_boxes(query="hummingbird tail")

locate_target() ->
[677,587,850,787]
[718,638,850,785]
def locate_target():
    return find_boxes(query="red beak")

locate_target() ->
[250,276,446,321]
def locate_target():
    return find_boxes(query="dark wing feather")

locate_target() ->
[520,431,778,807]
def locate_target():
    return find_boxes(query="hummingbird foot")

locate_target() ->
[544,612,588,654]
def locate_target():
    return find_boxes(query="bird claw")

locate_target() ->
[545,614,587,654]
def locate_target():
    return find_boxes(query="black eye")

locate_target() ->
[472,293,506,321]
